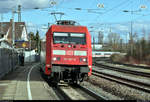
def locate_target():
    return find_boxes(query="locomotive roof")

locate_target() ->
[50,24,88,32]
[46,24,89,36]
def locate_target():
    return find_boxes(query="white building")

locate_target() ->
[0,19,28,46]
[92,44,103,50]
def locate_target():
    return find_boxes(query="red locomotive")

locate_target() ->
[40,20,92,84]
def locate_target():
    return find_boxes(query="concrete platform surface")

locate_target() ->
[0,63,59,100]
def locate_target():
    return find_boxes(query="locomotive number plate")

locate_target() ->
[66,50,74,55]
[64,58,76,61]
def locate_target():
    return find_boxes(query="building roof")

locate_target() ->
[0,19,28,44]
[0,22,10,35]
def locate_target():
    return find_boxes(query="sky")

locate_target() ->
[0,0,150,42]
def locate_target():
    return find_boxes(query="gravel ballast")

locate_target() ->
[87,75,150,100]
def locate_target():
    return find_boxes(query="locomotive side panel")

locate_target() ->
[86,29,92,76]
[45,28,53,75]
[40,28,52,75]
[40,40,46,72]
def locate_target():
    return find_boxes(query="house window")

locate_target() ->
[0,34,4,38]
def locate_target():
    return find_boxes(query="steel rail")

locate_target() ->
[76,84,108,100]
[112,62,150,69]
[53,86,72,100]
[53,84,107,100]
[96,60,150,70]
[95,62,150,77]
[41,72,71,100]
[92,70,150,93]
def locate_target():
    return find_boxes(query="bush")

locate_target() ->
[110,54,125,63]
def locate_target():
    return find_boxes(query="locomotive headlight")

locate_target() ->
[89,66,92,68]
[53,57,60,61]
[46,64,51,67]
[53,57,57,61]
[80,58,87,62]
[83,58,87,62]
[68,45,72,48]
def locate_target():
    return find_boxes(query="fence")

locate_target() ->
[0,48,18,79]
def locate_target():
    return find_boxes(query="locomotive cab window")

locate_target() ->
[53,32,86,45]
[53,33,69,44]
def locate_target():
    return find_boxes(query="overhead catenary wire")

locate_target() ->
[89,0,150,33]
[92,0,133,26]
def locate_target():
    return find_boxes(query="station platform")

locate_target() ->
[0,63,59,100]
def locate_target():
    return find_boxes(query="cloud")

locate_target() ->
[26,22,38,34]
[26,22,48,37]
[111,21,150,33]
[0,0,17,13]
[0,0,57,13]
[114,24,129,32]
[133,22,149,31]
[90,20,150,42]
[21,0,50,9]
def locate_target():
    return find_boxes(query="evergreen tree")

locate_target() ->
[35,30,40,54]
[28,32,35,40]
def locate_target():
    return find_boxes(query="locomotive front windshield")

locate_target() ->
[53,32,86,45]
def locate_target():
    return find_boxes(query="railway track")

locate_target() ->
[110,62,150,70]
[92,69,150,93]
[52,83,107,100]
[42,72,107,100]
[95,62,150,77]
[93,57,150,70]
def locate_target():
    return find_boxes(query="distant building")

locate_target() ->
[0,19,29,49]
[15,40,36,50]
[92,44,103,50]
[92,51,121,58]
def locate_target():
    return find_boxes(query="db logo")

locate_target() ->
[66,50,73,55]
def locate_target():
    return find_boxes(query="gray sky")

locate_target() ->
[0,0,50,13]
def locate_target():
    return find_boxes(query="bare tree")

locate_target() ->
[93,36,95,50]
[142,27,146,40]
[107,32,120,51]
[119,38,123,52]
[133,32,138,42]
[98,31,104,44]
